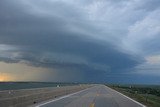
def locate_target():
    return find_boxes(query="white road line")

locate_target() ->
[35,87,91,107]
[106,86,146,107]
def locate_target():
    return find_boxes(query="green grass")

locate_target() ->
[107,84,160,107]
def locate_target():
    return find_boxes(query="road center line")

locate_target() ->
[89,103,95,107]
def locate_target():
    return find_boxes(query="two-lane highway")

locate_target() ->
[36,85,145,107]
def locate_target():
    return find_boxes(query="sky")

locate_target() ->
[0,0,160,84]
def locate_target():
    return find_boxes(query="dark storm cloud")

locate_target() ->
[0,0,159,82]
[0,0,141,72]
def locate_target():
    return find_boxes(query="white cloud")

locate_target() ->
[122,9,160,54]
[132,55,160,76]
[15,0,160,52]
[0,44,20,60]
[0,44,18,51]
[146,55,160,65]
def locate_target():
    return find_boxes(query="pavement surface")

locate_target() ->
[0,85,91,107]
[35,85,146,107]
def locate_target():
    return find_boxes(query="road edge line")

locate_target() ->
[106,86,146,107]
[35,87,92,107]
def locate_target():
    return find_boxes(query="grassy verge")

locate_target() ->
[107,85,160,107]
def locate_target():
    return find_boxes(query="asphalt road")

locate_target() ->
[36,85,145,107]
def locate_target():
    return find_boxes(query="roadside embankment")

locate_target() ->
[107,85,160,107]
[0,85,92,107]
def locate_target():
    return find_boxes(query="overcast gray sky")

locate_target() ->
[0,0,160,84]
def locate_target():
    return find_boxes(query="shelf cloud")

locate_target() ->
[0,0,160,83]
